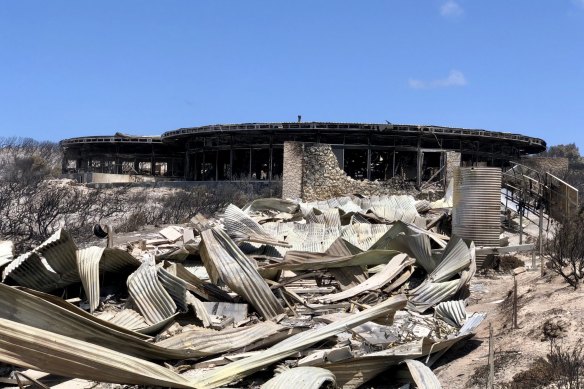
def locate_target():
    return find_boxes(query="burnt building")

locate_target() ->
[60,122,546,184]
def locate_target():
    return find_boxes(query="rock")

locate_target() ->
[513,266,526,276]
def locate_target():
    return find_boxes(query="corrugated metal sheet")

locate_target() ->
[127,259,177,325]
[434,300,467,328]
[300,195,424,227]
[6,237,140,304]
[186,293,212,327]
[415,200,432,213]
[157,267,189,312]
[318,254,414,303]
[165,262,233,302]
[341,223,391,251]
[191,294,407,389]
[306,208,341,228]
[76,247,103,312]
[452,167,501,267]
[242,198,299,214]
[199,228,284,320]
[325,238,367,290]
[34,229,79,284]
[223,204,289,247]
[100,248,141,271]
[320,332,477,388]
[459,312,487,335]
[429,236,472,283]
[156,321,285,357]
[2,251,61,291]
[408,234,475,312]
[370,221,448,250]
[408,280,460,312]
[0,284,196,360]
[384,232,435,274]
[0,318,197,388]
[267,249,400,271]
[107,309,148,331]
[261,367,335,389]
[405,359,442,388]
[138,313,180,335]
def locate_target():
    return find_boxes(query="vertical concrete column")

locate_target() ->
[282,142,304,199]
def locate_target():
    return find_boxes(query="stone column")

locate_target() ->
[445,151,461,186]
[282,142,304,199]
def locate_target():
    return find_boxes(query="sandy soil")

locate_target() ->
[434,257,584,388]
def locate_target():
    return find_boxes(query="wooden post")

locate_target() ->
[487,323,495,389]
[512,275,518,329]
[539,205,545,277]
[106,225,114,248]
[519,203,523,245]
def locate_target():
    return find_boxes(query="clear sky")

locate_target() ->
[1,1,583,150]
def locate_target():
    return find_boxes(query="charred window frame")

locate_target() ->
[344,148,368,179]
[370,150,394,181]
[232,149,251,179]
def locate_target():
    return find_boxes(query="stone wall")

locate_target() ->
[283,142,443,202]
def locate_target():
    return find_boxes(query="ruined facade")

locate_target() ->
[61,122,546,188]
[282,143,446,201]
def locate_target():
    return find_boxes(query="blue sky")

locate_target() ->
[0,1,583,150]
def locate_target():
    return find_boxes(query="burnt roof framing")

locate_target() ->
[60,122,546,180]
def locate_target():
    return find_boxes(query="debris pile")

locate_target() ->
[0,194,484,388]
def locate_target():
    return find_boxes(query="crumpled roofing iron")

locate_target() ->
[261,366,336,389]
[127,258,178,325]
[199,227,284,320]
[0,317,197,388]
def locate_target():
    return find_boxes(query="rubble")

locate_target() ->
[0,194,486,388]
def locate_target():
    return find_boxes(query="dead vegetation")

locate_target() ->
[502,341,584,389]
[0,141,276,251]
[546,214,584,289]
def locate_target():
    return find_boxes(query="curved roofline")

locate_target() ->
[161,121,546,150]
[60,122,547,154]
[60,134,162,146]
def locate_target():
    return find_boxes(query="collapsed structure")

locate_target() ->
[0,195,486,388]
[60,122,546,186]
[0,120,579,387]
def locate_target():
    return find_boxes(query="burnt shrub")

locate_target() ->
[548,340,584,389]
[546,214,584,289]
[505,357,555,389]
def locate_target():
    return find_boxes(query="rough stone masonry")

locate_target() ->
[282,142,445,202]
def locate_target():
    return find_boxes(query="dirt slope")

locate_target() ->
[434,260,584,388]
